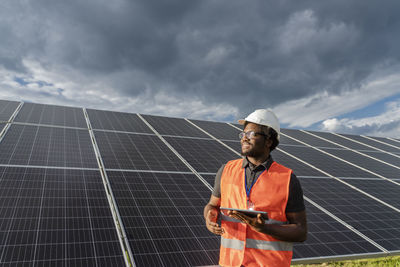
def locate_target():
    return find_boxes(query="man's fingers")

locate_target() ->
[207,209,218,218]
[207,221,224,235]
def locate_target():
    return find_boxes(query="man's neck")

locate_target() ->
[247,154,270,166]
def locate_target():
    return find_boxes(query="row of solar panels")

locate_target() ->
[0,99,399,266]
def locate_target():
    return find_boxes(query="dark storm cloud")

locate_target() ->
[1,0,400,118]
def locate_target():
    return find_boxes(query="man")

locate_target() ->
[204,109,307,267]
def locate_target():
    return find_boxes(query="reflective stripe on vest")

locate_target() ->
[221,237,293,252]
[220,213,288,225]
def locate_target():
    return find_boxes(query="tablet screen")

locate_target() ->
[220,207,268,218]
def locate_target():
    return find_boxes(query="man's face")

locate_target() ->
[240,123,270,157]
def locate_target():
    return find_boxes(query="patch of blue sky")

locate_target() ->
[14,76,29,86]
[336,92,400,120]
[14,76,54,88]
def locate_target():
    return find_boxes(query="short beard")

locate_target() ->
[241,148,265,158]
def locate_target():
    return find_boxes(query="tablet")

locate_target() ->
[220,207,268,218]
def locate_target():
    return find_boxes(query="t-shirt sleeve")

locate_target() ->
[285,173,305,213]
[212,164,225,198]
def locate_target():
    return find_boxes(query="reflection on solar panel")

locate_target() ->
[1,98,400,266]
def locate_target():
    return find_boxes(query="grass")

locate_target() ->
[295,255,400,267]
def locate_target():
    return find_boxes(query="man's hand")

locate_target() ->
[227,210,266,232]
[206,208,224,235]
[228,210,308,242]
[204,195,224,235]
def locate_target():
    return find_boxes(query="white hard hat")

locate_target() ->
[238,109,280,140]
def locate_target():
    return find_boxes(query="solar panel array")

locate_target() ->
[0,99,399,266]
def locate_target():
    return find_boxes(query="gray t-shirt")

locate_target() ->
[212,156,305,213]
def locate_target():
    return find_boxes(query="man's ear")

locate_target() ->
[264,138,272,149]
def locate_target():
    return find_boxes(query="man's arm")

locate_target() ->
[227,209,307,242]
[204,195,224,235]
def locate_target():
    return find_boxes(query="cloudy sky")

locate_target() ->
[1,0,400,137]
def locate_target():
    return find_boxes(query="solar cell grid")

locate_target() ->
[300,177,400,251]
[293,202,380,259]
[282,145,379,178]
[0,100,20,122]
[94,130,189,172]
[164,136,238,173]
[0,167,125,266]
[279,132,306,146]
[107,171,219,267]
[282,129,343,149]
[272,149,328,177]
[223,140,241,154]
[371,137,400,149]
[189,119,241,141]
[341,134,400,153]
[14,103,87,128]
[200,174,217,186]
[0,124,98,168]
[87,109,153,133]
[340,178,400,210]
[361,151,400,170]
[308,131,379,152]
[320,148,400,179]
[141,114,209,138]
[0,123,6,134]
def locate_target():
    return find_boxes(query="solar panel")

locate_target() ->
[0,123,6,134]
[164,136,238,173]
[189,119,241,141]
[2,98,400,266]
[14,103,87,128]
[271,149,328,177]
[319,148,400,179]
[141,114,209,138]
[292,202,381,259]
[87,109,153,133]
[300,177,400,251]
[361,151,400,169]
[222,140,241,154]
[307,130,379,152]
[339,178,400,209]
[281,145,379,178]
[0,124,98,168]
[282,129,343,149]
[340,134,400,153]
[0,100,20,122]
[371,136,400,149]
[0,166,125,266]
[106,171,219,266]
[94,131,189,172]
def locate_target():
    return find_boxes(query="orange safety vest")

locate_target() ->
[219,159,293,267]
